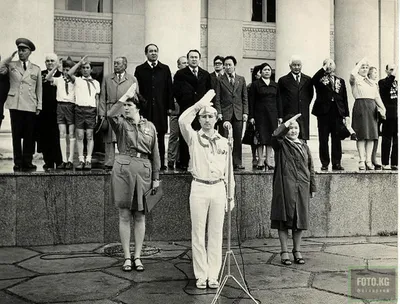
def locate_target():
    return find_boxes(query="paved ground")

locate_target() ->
[0,236,397,303]
[0,131,388,173]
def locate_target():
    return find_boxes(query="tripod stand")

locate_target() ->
[211,128,258,304]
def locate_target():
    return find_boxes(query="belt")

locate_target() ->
[121,150,149,159]
[193,177,224,185]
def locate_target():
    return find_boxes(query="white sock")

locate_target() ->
[86,155,92,163]
[60,138,67,162]
[68,138,76,163]
[78,155,85,162]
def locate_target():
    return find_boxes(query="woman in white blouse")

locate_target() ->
[350,58,386,170]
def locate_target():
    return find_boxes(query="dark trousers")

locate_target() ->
[10,110,36,166]
[38,112,62,168]
[317,110,343,167]
[381,118,398,166]
[220,116,243,166]
[178,117,200,168]
[157,132,165,168]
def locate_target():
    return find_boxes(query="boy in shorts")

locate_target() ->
[46,58,76,169]
[68,56,100,170]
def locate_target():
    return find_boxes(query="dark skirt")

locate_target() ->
[271,209,304,231]
[111,154,152,211]
[351,98,378,140]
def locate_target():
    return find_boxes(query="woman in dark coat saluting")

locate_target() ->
[271,113,316,265]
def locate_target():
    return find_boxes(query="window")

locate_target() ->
[252,0,276,23]
[65,0,112,13]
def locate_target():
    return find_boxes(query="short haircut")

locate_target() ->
[45,53,58,61]
[283,113,299,124]
[186,49,201,59]
[81,61,92,68]
[223,56,237,65]
[115,56,128,67]
[145,44,159,54]
[177,56,186,65]
[367,66,377,77]
[126,93,147,113]
[213,55,224,64]
[289,55,302,65]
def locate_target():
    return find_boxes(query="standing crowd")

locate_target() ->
[0,37,397,290]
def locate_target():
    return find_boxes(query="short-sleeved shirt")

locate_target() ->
[53,76,75,103]
[74,76,100,107]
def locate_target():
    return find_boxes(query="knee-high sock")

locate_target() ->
[60,138,67,162]
[68,138,76,163]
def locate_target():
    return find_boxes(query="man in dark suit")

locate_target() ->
[215,55,248,170]
[312,58,349,171]
[0,38,42,171]
[278,56,314,140]
[135,44,174,170]
[0,55,10,130]
[379,63,398,170]
[210,55,224,90]
[173,49,211,170]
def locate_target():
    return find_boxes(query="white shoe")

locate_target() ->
[208,279,220,289]
[382,165,391,170]
[196,278,207,289]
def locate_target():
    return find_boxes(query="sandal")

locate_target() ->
[122,258,132,272]
[292,250,305,264]
[280,251,292,265]
[133,258,145,272]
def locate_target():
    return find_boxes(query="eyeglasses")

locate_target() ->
[214,62,223,65]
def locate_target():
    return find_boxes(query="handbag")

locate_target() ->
[242,122,256,145]
[144,182,164,213]
[337,120,351,140]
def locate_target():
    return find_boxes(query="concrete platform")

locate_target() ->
[0,236,397,303]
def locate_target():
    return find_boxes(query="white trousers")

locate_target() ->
[190,180,226,280]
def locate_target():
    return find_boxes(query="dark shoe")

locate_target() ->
[267,165,275,170]
[292,250,305,264]
[332,164,344,171]
[76,161,85,170]
[23,163,37,171]
[373,164,382,170]
[160,165,167,171]
[84,162,92,170]
[122,258,132,272]
[256,165,265,170]
[103,165,113,170]
[321,166,329,171]
[280,251,292,266]
[167,161,175,169]
[13,165,22,171]
[65,162,73,170]
[350,133,358,141]
[43,163,49,170]
[234,165,245,170]
[133,258,144,272]
[56,162,66,170]
[391,165,398,170]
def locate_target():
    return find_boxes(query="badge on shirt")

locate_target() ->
[143,127,151,136]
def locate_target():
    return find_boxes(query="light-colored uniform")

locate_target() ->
[179,101,234,281]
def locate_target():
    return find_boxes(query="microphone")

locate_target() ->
[223,121,233,138]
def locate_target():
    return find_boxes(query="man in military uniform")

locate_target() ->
[0,38,42,171]
[179,89,234,290]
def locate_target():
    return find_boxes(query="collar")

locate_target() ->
[126,116,147,125]
[215,71,224,77]
[147,61,158,68]
[292,73,300,80]
[82,76,93,80]
[191,66,198,73]
[114,71,125,78]
[261,77,270,85]
[198,129,220,140]
[227,72,236,78]
[20,60,29,67]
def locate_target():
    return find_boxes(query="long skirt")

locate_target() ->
[111,154,152,211]
[351,98,378,140]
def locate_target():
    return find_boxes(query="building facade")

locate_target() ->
[0,0,398,135]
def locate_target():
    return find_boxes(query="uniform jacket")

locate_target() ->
[0,61,42,112]
[134,61,173,134]
[311,68,349,117]
[277,72,314,139]
[173,66,211,114]
[378,75,398,120]
[99,72,138,142]
[270,124,316,230]
[215,73,248,121]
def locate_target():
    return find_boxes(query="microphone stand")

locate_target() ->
[211,129,258,304]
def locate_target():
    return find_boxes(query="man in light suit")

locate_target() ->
[278,55,314,140]
[0,38,42,171]
[99,56,138,169]
[215,55,248,170]
[312,58,349,171]
[173,49,211,170]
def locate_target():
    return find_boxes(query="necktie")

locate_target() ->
[23,62,27,71]
[192,69,197,78]
[296,74,300,84]
[84,78,95,96]
[229,75,234,87]
[151,62,156,68]
[329,75,335,90]
[118,74,121,82]
[65,79,69,95]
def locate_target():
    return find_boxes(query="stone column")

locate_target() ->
[379,0,398,78]
[207,0,245,72]
[144,0,201,74]
[334,0,380,116]
[275,0,331,79]
[0,0,54,132]
[112,0,146,75]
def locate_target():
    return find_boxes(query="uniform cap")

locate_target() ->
[198,106,217,116]
[16,38,36,51]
